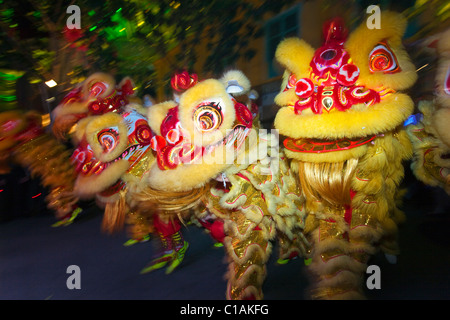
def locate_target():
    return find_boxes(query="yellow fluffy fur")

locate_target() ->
[433,108,450,149]
[71,116,92,144]
[275,38,315,79]
[74,159,130,198]
[146,100,177,136]
[81,72,116,98]
[219,70,251,96]
[345,11,417,90]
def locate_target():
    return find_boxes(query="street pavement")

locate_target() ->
[0,167,449,301]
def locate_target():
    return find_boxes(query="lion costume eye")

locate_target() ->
[88,81,109,98]
[284,73,298,91]
[369,41,401,74]
[193,101,223,132]
[97,127,120,153]
[135,122,152,146]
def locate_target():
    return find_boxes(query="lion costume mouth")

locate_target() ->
[71,143,144,176]
[204,124,250,154]
[153,118,251,170]
[284,135,376,154]
[71,108,153,178]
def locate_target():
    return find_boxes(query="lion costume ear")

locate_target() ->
[146,101,177,136]
[274,38,316,108]
[345,11,417,90]
[53,73,116,119]
[52,73,117,139]
[275,38,316,79]
[219,70,251,96]
[81,73,116,100]
[117,77,135,96]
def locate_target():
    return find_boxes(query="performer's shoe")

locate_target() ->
[140,230,188,274]
[140,251,174,274]
[276,251,299,265]
[51,207,82,227]
[123,234,151,247]
[165,241,189,274]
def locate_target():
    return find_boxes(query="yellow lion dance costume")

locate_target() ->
[143,70,309,299]
[273,11,417,299]
[51,72,154,237]
[407,27,450,196]
[0,70,80,225]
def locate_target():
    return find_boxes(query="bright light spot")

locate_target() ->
[41,113,51,127]
[45,79,57,88]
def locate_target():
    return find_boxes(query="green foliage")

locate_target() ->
[0,0,298,97]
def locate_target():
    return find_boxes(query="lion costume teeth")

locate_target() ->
[274,11,417,299]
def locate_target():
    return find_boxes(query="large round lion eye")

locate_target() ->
[89,81,108,97]
[284,73,297,91]
[97,127,119,153]
[135,123,152,145]
[193,101,223,132]
[369,41,400,74]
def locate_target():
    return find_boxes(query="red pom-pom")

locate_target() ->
[295,78,314,98]
[171,71,198,92]
[234,102,253,128]
[323,18,347,45]
[337,63,360,86]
